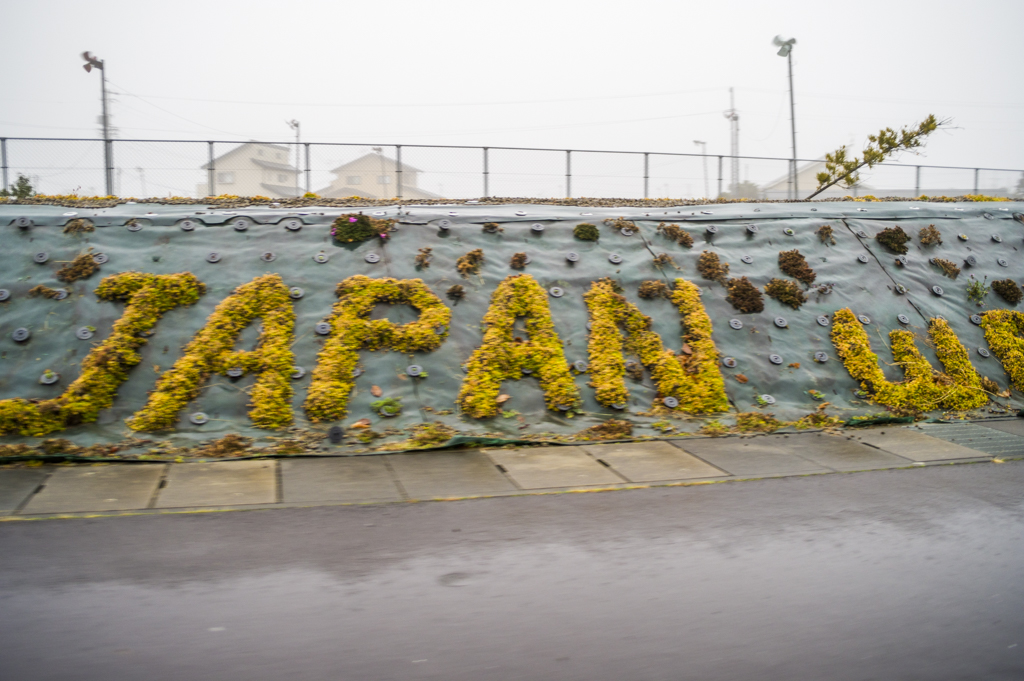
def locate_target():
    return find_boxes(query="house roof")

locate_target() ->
[259,182,303,198]
[201,142,295,170]
[253,158,299,173]
[330,152,422,174]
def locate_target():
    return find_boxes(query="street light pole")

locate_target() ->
[82,52,112,196]
[693,140,708,199]
[773,36,798,199]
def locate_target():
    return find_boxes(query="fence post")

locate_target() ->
[717,156,723,198]
[1,138,7,192]
[395,145,403,199]
[974,168,979,195]
[915,166,920,197]
[207,142,215,197]
[106,140,115,196]
[566,150,572,198]
[304,143,311,195]
[483,147,489,198]
[643,152,649,199]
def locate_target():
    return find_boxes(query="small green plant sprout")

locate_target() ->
[809,389,825,400]
[966,275,990,306]
[302,192,319,199]
[649,420,674,433]
[755,395,770,407]
[807,114,946,199]
[501,409,521,419]
[42,370,56,380]
[371,397,403,417]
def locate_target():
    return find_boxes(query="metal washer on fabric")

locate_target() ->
[313,253,329,264]
[992,234,1002,243]
[75,327,94,340]
[260,252,276,262]
[857,254,870,264]
[741,255,753,264]
[289,287,304,300]
[33,252,48,264]
[932,285,944,296]
[858,314,871,324]
[573,360,588,372]
[179,219,197,231]
[291,366,306,379]
[282,218,302,232]
[549,287,565,298]
[189,412,209,425]
[816,315,829,327]
[12,327,30,342]
[998,257,1008,267]
[437,219,451,230]
[769,354,783,365]
[663,396,679,408]
[0,289,9,302]
[406,365,423,377]
[761,394,776,405]
[722,357,738,368]
[608,254,623,264]
[964,255,977,267]
[364,253,380,263]
[92,253,109,264]
[814,351,828,363]
[14,217,32,228]
[729,319,743,330]
[705,225,719,234]
[531,223,545,233]
[774,317,788,328]
[232,218,249,231]
[897,314,910,325]
[126,222,142,232]
[746,224,759,234]
[978,347,991,358]
[970,314,983,325]
[566,252,580,262]
[206,252,222,263]
[314,322,332,335]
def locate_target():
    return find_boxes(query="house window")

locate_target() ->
[216,171,235,184]
[347,176,361,185]
[278,174,287,183]
[378,175,391,185]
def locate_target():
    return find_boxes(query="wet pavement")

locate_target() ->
[1,461,1023,680]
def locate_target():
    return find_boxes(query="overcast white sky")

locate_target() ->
[1,0,1022,194]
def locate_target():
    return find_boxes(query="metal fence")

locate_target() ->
[1,137,1021,202]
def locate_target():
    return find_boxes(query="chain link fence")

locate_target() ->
[1,137,1021,201]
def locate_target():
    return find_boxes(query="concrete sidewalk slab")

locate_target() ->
[486,446,625,489]
[916,422,1024,459]
[22,465,164,514]
[974,419,1024,439]
[766,433,912,472]
[281,458,402,503]
[853,428,986,462]
[155,461,276,508]
[580,441,728,482]
[0,468,49,512]
[386,451,516,499]
[671,437,831,477]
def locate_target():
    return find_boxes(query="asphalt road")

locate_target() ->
[2,462,1023,681]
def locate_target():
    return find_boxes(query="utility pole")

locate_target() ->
[723,88,739,195]
[772,36,798,199]
[286,120,300,197]
[693,140,709,199]
[81,52,112,196]
[136,167,146,197]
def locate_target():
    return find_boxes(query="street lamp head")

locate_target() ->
[772,35,796,57]
[286,119,299,130]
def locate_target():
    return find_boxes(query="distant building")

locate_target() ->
[197,143,301,198]
[316,152,439,200]
[759,160,870,200]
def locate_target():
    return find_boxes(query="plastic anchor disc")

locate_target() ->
[531,223,545,232]
[406,365,423,377]
[313,253,329,263]
[769,354,783,365]
[226,368,244,378]
[206,252,222,263]
[932,285,944,296]
[857,254,870,263]
[741,255,753,264]
[783,228,795,236]
[705,225,719,234]
[179,219,197,231]
[573,360,588,372]
[364,253,380,263]
[729,319,743,330]
[11,327,30,342]
[92,253,109,264]
[722,357,738,368]
[992,234,1003,243]
[289,287,304,299]
[351,367,364,377]
[53,289,68,300]
[39,372,60,385]
[282,218,302,231]
[75,327,94,340]
[774,317,788,328]
[33,252,49,264]
[14,217,32,228]
[0,289,9,302]
[549,287,564,297]
[816,315,829,327]
[291,366,306,379]
[260,252,276,262]
[998,258,1008,267]
[970,314,983,325]
[978,347,991,358]
[858,314,871,324]
[314,322,332,335]
[663,396,679,408]
[189,412,209,425]
[620,228,634,236]
[814,351,828,363]
[566,252,580,262]
[608,254,623,264]
[760,394,776,405]
[746,224,759,234]
[898,314,910,325]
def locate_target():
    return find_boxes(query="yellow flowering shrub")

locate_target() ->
[979,309,1024,391]
[304,276,451,422]
[130,274,295,431]
[457,274,580,418]
[0,272,206,436]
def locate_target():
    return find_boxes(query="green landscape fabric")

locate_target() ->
[0,200,1021,457]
